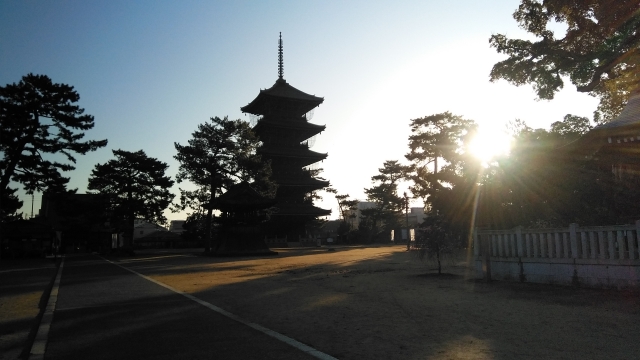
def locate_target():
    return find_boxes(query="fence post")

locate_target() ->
[631,220,640,260]
[482,233,492,282]
[516,226,523,257]
[581,231,589,259]
[473,228,479,256]
[608,231,616,259]
[617,230,626,259]
[570,223,578,259]
[627,230,636,260]
[598,231,606,259]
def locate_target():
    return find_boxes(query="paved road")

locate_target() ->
[44,255,322,360]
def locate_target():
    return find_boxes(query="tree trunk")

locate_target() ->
[204,207,213,253]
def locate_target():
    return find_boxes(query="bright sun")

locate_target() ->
[468,129,512,164]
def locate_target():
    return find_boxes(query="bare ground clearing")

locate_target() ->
[114,246,640,360]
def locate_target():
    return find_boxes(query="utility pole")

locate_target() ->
[404,192,410,251]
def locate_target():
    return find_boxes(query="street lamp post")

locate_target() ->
[404,192,410,251]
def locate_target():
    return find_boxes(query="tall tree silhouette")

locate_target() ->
[173,116,273,253]
[88,149,174,250]
[0,74,107,258]
[405,112,477,211]
[0,73,107,200]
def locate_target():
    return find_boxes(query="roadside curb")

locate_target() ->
[26,257,64,360]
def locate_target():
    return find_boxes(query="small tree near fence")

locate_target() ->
[414,214,461,275]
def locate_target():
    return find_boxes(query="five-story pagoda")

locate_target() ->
[241,33,330,241]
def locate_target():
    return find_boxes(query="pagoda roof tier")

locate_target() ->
[275,176,330,190]
[241,78,324,116]
[259,146,327,162]
[210,182,276,212]
[253,117,326,139]
[271,203,331,217]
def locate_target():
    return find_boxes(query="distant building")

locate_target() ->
[168,220,186,234]
[407,207,426,227]
[344,202,426,228]
[133,220,167,240]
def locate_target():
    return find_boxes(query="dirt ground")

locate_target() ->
[116,245,640,360]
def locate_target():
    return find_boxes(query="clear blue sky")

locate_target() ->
[1,1,598,221]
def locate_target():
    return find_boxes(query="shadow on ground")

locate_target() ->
[95,246,640,360]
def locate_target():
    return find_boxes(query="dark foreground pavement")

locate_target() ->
[44,255,320,360]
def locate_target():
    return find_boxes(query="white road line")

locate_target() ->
[102,257,339,360]
[29,258,64,360]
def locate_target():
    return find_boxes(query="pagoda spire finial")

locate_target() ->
[278,32,284,80]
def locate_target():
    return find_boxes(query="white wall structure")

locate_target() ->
[406,207,426,227]
[133,221,168,240]
[474,222,640,288]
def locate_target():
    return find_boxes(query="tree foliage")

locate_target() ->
[362,160,407,241]
[476,117,618,228]
[326,187,359,241]
[1,188,23,221]
[88,149,174,246]
[0,73,107,210]
[173,116,274,252]
[414,214,461,274]
[489,0,640,122]
[405,112,478,210]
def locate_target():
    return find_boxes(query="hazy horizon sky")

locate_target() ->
[1,1,600,222]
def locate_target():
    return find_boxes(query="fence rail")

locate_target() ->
[474,222,640,261]
[473,221,640,288]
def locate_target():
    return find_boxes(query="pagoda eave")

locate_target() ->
[241,79,324,116]
[271,203,331,217]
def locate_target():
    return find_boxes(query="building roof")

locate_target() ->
[276,176,330,189]
[270,203,331,217]
[568,86,640,153]
[258,145,328,161]
[211,182,276,212]
[596,87,640,131]
[252,116,326,138]
[241,78,324,116]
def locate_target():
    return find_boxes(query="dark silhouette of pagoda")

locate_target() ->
[241,33,330,241]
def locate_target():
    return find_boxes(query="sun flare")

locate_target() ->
[468,129,512,164]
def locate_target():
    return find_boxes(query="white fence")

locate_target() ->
[473,221,640,288]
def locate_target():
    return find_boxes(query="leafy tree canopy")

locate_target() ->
[174,116,274,205]
[0,73,107,198]
[173,116,273,252]
[405,112,477,208]
[489,0,640,123]
[88,149,174,244]
[362,160,408,238]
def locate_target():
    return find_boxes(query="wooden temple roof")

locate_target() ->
[569,86,640,154]
[258,145,327,161]
[270,203,332,217]
[241,78,324,116]
[253,116,325,135]
[596,87,640,132]
[275,176,330,188]
[211,182,276,212]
